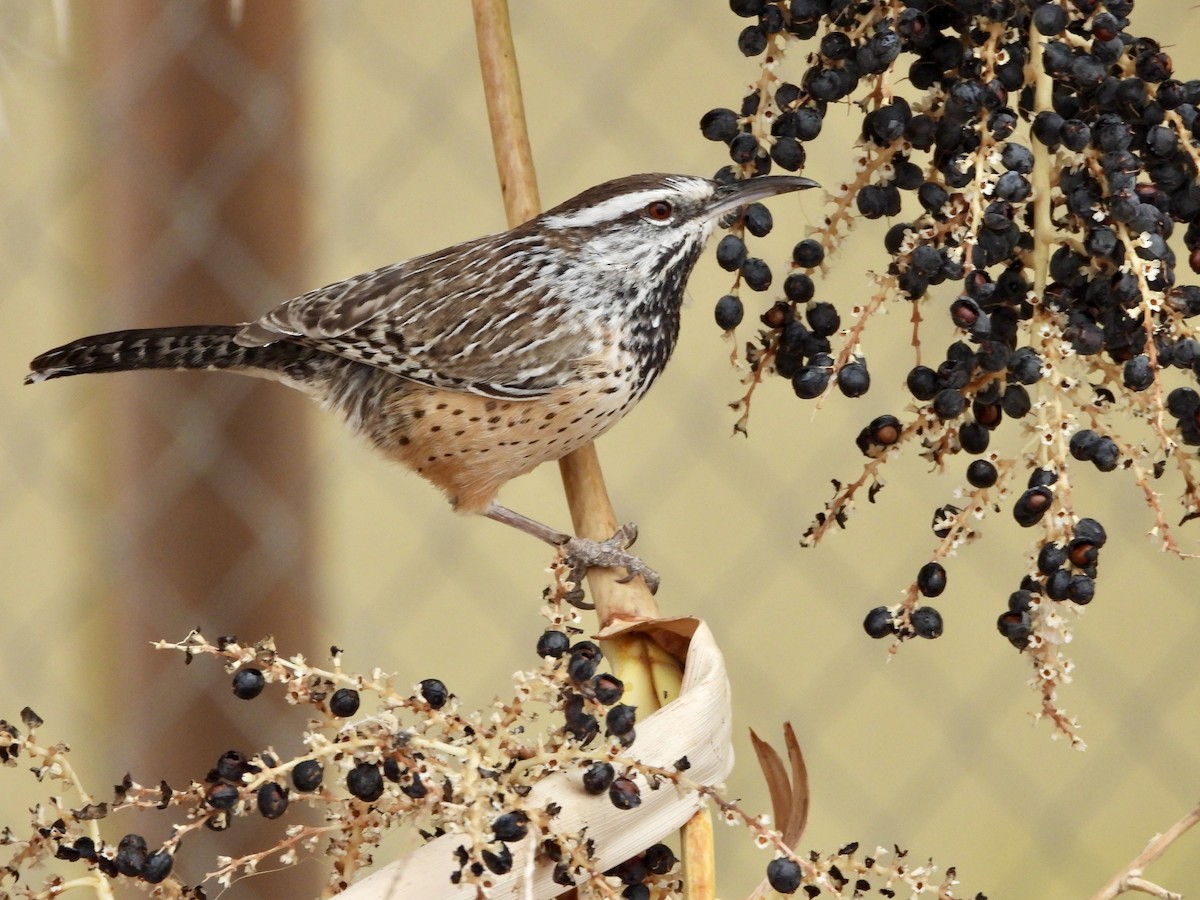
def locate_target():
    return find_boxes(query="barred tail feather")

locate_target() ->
[25,325,309,385]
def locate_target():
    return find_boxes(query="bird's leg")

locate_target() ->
[484,503,661,595]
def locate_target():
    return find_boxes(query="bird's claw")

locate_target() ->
[561,524,660,595]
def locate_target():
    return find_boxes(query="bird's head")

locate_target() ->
[537,172,819,280]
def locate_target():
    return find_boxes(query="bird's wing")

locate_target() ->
[235,231,603,399]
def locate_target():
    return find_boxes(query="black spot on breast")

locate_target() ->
[413,409,425,419]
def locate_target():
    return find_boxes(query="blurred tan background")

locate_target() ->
[3,2,1200,897]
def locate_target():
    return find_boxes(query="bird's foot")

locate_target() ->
[561,524,660,595]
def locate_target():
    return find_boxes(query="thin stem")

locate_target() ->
[470,0,658,623]
[469,3,694,891]
[1029,27,1054,298]
[471,0,540,223]
[1089,802,1200,900]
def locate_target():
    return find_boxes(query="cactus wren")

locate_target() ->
[27,173,817,592]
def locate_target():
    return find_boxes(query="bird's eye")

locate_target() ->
[645,200,673,221]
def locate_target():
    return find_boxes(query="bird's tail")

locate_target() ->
[25,325,311,384]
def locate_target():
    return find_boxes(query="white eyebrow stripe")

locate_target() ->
[541,190,667,229]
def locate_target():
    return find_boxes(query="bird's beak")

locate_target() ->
[706,175,820,221]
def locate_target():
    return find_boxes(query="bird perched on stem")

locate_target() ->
[27,173,817,592]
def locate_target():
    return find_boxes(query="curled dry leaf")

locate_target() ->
[340,616,732,900]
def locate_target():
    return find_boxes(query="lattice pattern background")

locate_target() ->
[2,3,1199,898]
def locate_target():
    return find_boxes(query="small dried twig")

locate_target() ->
[1089,801,1200,900]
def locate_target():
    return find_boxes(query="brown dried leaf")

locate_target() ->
[749,729,789,829]
[749,722,808,847]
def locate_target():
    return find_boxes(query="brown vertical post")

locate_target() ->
[93,4,314,897]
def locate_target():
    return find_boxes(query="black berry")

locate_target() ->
[742,257,773,291]
[997,610,1032,648]
[744,202,773,237]
[714,294,744,330]
[292,760,324,792]
[644,843,677,875]
[933,388,966,420]
[767,857,804,894]
[329,688,360,718]
[142,850,173,884]
[567,641,602,683]
[536,630,570,659]
[700,107,739,142]
[1038,542,1067,574]
[609,776,642,810]
[347,763,384,802]
[807,301,840,336]
[583,761,616,794]
[232,668,265,700]
[792,238,825,268]
[966,459,998,488]
[493,811,529,842]
[838,361,871,397]
[907,366,939,400]
[605,704,637,738]
[917,562,947,597]
[863,606,895,639]
[716,234,747,271]
[115,834,148,878]
[257,782,289,819]
[783,272,815,303]
[911,606,944,639]
[1122,355,1154,391]
[1068,575,1096,604]
[419,678,449,709]
[1013,486,1054,526]
[592,673,624,705]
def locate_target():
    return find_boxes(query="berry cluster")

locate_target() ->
[703,0,1200,743]
[0,580,971,898]
[0,563,702,899]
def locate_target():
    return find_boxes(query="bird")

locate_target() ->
[26,172,817,593]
